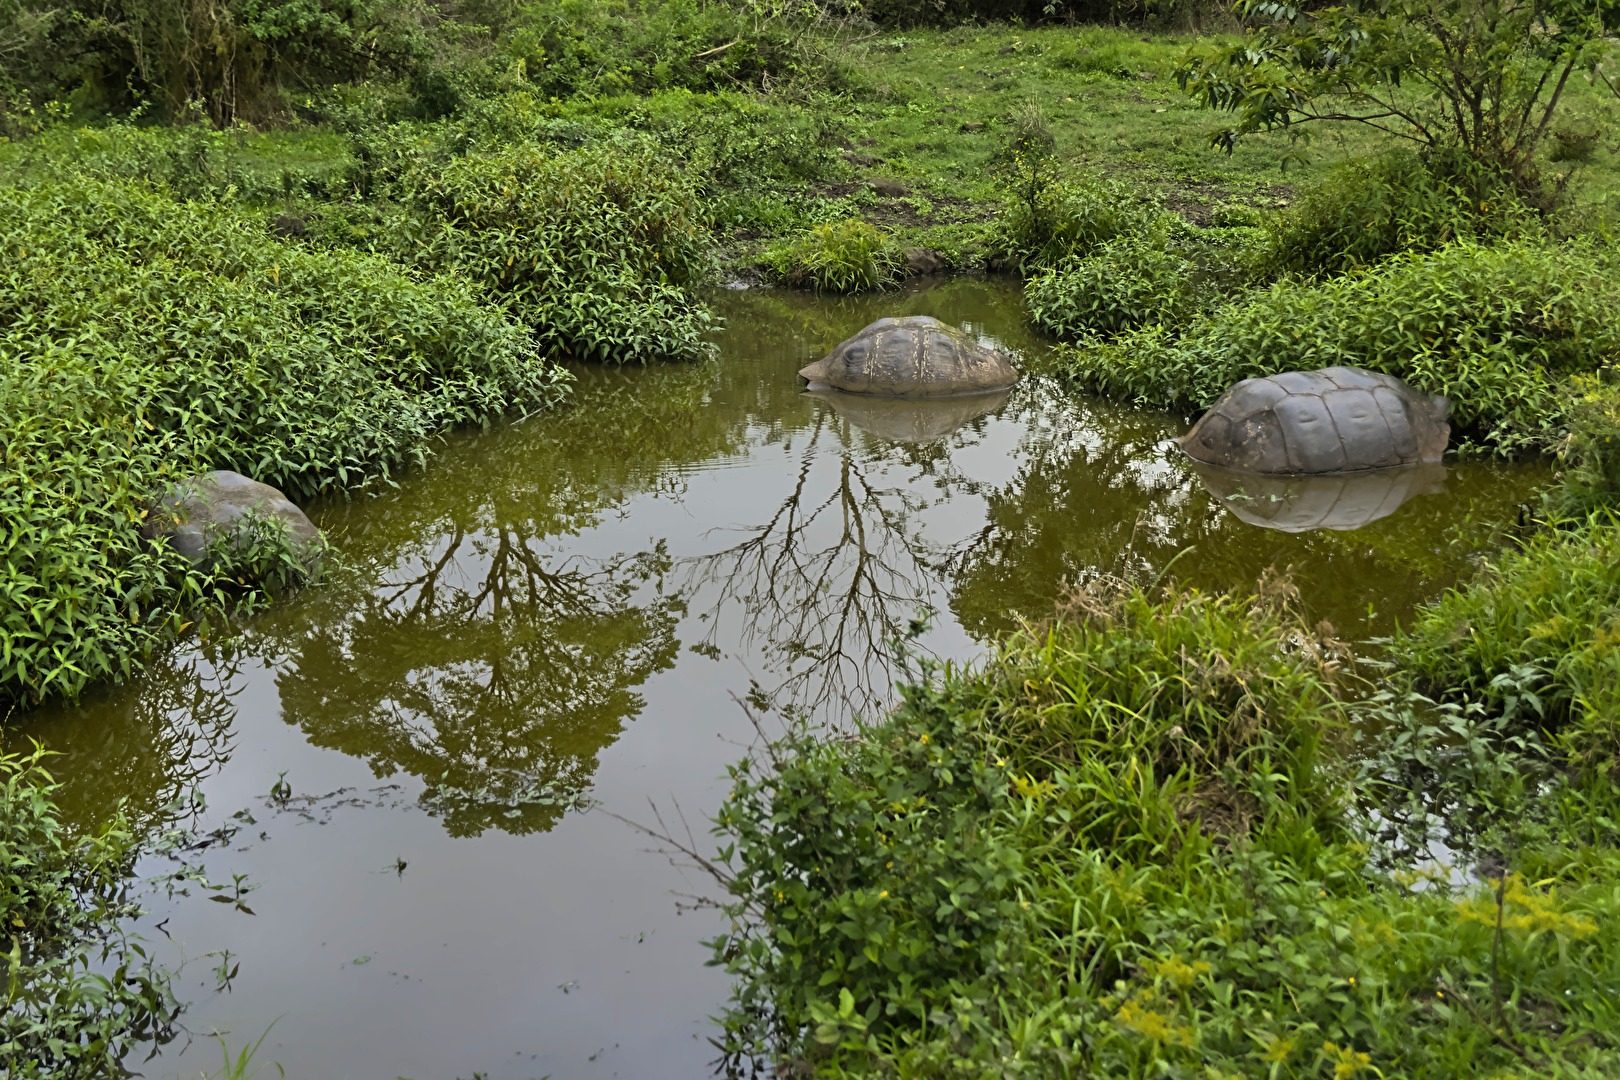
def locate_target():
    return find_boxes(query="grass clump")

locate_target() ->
[1059,238,1620,456]
[2,746,178,1077]
[1393,514,1620,782]
[709,581,1620,1076]
[765,219,903,294]
[0,176,566,705]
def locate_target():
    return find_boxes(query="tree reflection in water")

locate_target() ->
[254,359,742,837]
[682,397,1005,721]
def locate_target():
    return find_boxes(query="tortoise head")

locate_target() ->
[1428,393,1452,422]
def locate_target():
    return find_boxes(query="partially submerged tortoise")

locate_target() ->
[144,470,321,568]
[1181,366,1450,475]
[800,315,1020,398]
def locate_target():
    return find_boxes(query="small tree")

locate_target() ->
[1178,0,1620,203]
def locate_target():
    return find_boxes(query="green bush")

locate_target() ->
[1002,169,1168,270]
[710,582,1620,1076]
[2,746,178,1077]
[0,176,567,704]
[1025,234,1200,337]
[1394,514,1620,781]
[1061,239,1620,456]
[1261,149,1542,279]
[373,141,719,363]
[1554,376,1620,516]
[766,218,903,293]
[500,0,846,100]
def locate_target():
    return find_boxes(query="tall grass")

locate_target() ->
[709,581,1620,1076]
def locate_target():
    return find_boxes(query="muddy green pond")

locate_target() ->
[17,278,1547,1078]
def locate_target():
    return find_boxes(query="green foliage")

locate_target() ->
[766,218,903,293]
[1263,148,1543,279]
[1554,375,1620,515]
[1000,167,1167,270]
[1061,238,1620,456]
[1,0,456,125]
[0,175,567,704]
[1026,233,1205,337]
[1178,0,1620,205]
[711,582,1620,1076]
[385,141,718,362]
[2,746,179,1077]
[500,0,850,100]
[1394,513,1620,781]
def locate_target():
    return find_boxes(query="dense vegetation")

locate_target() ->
[5,0,1620,1075]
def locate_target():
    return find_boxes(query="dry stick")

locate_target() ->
[693,39,740,60]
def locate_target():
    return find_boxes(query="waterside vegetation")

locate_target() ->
[4,0,1620,1076]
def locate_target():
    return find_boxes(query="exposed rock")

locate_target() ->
[1180,367,1450,475]
[145,470,321,568]
[959,121,986,133]
[799,315,1020,398]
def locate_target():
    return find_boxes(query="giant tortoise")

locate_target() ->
[144,470,321,568]
[800,315,1020,398]
[1180,366,1450,475]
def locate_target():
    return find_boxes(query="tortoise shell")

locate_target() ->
[1180,366,1450,474]
[799,316,1020,398]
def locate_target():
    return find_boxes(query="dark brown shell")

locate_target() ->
[799,316,1020,398]
[1180,367,1450,474]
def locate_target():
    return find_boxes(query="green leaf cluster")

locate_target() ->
[1260,148,1544,280]
[766,218,904,294]
[2,746,178,1078]
[0,174,567,705]
[385,141,719,363]
[1394,511,1620,781]
[711,582,1620,1076]
[1059,238,1620,456]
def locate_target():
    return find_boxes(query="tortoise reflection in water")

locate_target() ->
[806,386,1010,444]
[1193,461,1448,533]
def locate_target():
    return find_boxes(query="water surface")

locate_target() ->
[14,279,1547,1079]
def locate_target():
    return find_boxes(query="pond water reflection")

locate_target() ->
[11,278,1547,1079]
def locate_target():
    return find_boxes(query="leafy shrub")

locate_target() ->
[766,218,903,293]
[0,176,567,704]
[1262,149,1542,279]
[1026,234,1200,337]
[375,141,719,363]
[1002,168,1167,270]
[710,581,1620,1076]
[1061,239,1620,456]
[1394,514,1620,780]
[500,0,847,100]
[1554,375,1620,516]
[2,746,178,1077]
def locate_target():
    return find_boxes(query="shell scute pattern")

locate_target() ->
[1181,366,1450,475]
[799,315,1020,398]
